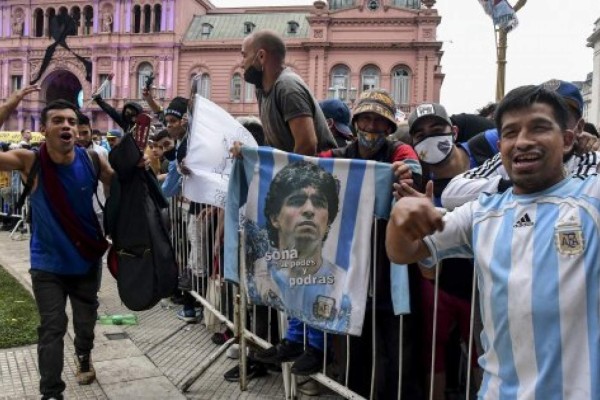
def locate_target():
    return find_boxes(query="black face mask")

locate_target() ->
[243,65,263,89]
[163,147,176,161]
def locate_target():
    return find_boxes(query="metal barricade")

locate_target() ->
[168,199,481,400]
[0,170,29,240]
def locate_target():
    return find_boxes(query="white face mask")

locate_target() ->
[414,134,454,165]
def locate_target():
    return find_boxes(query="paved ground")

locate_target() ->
[0,231,344,400]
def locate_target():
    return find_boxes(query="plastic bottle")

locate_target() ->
[97,314,138,325]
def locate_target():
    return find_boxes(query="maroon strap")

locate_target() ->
[39,143,108,261]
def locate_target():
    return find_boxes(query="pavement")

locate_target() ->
[0,231,343,400]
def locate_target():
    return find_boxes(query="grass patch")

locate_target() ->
[0,265,38,348]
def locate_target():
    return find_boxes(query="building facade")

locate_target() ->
[0,0,444,132]
[587,17,600,128]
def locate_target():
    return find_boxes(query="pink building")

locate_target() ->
[0,0,443,132]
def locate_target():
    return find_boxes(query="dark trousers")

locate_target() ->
[30,267,99,398]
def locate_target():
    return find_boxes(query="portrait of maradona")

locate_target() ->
[264,160,340,278]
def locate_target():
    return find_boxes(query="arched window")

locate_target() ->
[329,0,355,10]
[329,65,350,100]
[360,65,380,92]
[153,4,162,32]
[137,63,153,99]
[231,74,242,102]
[132,5,141,33]
[143,4,152,33]
[198,73,211,99]
[287,21,299,35]
[244,21,255,35]
[201,23,213,38]
[47,8,56,38]
[33,8,44,37]
[391,0,421,9]
[391,66,411,105]
[83,6,93,35]
[70,7,81,36]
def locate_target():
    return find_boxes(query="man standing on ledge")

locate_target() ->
[241,29,336,154]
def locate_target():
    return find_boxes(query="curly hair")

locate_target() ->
[264,161,339,247]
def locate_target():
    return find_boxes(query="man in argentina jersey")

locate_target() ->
[441,80,600,211]
[386,84,599,399]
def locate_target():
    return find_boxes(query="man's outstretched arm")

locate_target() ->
[0,86,40,128]
[385,197,444,264]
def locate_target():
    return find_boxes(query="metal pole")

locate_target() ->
[495,0,528,101]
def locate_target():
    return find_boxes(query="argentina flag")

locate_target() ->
[225,146,396,335]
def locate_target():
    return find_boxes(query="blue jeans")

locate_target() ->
[285,317,326,351]
[30,266,99,398]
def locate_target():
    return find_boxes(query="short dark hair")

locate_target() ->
[478,102,497,118]
[495,85,570,133]
[92,129,101,136]
[41,100,78,125]
[77,112,90,126]
[584,122,599,138]
[251,30,286,62]
[237,116,265,146]
[152,129,170,142]
[264,161,339,247]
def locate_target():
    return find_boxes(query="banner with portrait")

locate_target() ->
[225,146,396,336]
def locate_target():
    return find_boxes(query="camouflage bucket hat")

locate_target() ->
[352,89,398,128]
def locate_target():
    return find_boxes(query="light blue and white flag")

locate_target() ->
[183,94,257,208]
[225,146,406,335]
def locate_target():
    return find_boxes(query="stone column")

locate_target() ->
[93,0,99,34]
[112,57,119,98]
[33,116,40,132]
[23,56,29,86]
[123,57,130,100]
[166,57,173,98]
[1,59,8,98]
[17,111,24,131]
[160,0,166,33]
[125,0,131,33]
[24,8,30,36]
[115,0,121,33]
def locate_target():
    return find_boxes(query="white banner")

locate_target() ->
[183,94,257,208]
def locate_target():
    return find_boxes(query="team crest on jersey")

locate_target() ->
[554,219,584,255]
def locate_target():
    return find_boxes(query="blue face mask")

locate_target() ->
[356,128,387,152]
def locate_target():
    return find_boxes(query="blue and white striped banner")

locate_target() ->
[225,146,398,335]
[478,0,519,32]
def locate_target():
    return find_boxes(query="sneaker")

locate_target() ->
[290,346,324,376]
[223,361,268,382]
[177,308,201,323]
[253,339,304,365]
[75,353,96,385]
[297,378,321,396]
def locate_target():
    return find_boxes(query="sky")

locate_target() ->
[211,0,600,115]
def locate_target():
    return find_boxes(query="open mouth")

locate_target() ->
[513,152,542,171]
[60,132,73,142]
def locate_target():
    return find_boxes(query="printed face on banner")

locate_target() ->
[270,186,330,249]
[243,152,376,336]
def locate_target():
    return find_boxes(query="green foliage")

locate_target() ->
[0,266,38,348]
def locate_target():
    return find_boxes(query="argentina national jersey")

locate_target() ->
[422,175,600,400]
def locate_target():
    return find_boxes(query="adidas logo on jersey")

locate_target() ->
[514,213,534,228]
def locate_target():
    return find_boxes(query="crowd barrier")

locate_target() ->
[0,171,29,240]
[168,198,482,400]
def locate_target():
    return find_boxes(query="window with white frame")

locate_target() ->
[329,65,350,100]
[137,63,153,99]
[99,74,112,98]
[360,65,380,92]
[231,74,242,101]
[391,67,411,105]
[11,75,22,92]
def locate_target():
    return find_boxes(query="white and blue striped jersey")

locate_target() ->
[422,176,600,400]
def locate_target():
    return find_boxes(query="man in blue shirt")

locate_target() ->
[0,100,114,400]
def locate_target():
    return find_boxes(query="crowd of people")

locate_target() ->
[0,27,599,400]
